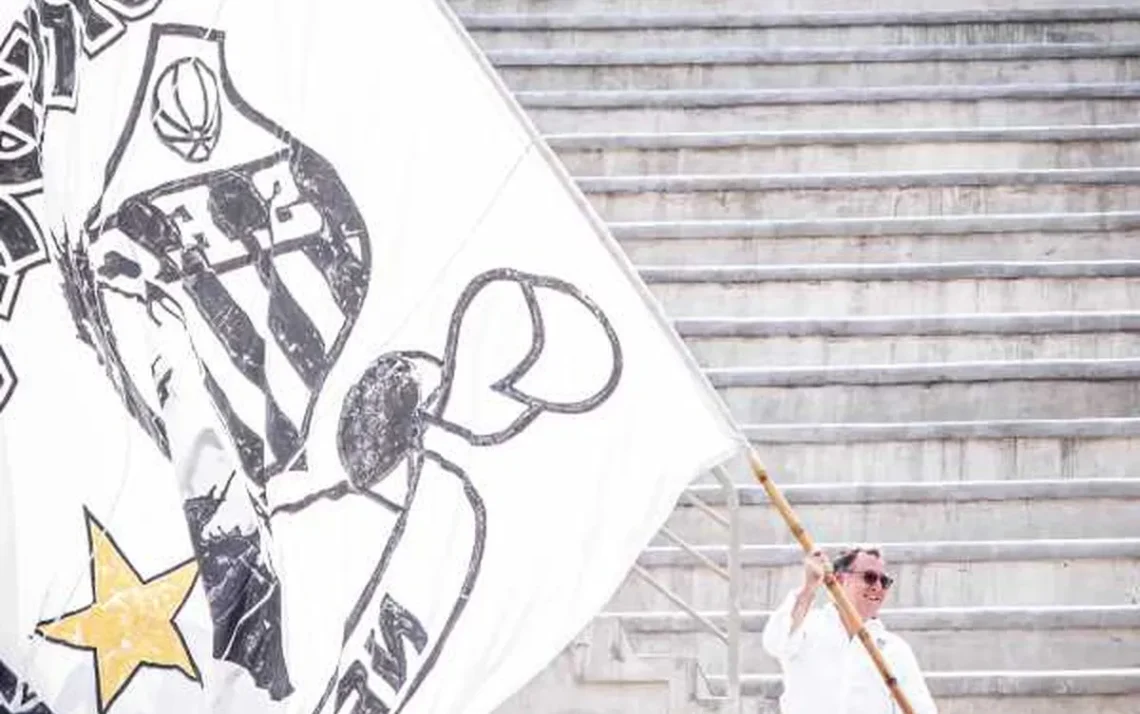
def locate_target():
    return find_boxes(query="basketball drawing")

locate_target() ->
[150,57,222,162]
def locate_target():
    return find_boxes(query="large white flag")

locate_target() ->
[0,2,742,714]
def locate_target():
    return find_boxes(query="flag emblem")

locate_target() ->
[63,24,372,488]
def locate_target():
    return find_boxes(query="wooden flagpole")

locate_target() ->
[748,450,918,714]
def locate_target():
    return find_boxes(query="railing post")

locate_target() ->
[715,466,742,714]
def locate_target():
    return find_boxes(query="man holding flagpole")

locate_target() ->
[762,546,939,714]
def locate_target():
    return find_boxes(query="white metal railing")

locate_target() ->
[630,465,742,712]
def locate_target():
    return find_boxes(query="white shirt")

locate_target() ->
[761,590,938,714]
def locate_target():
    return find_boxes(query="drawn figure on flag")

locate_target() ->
[282,268,623,714]
[55,23,371,700]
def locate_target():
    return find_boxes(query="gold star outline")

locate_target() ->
[35,508,201,713]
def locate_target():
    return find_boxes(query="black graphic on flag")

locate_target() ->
[0,21,47,414]
[25,0,168,113]
[55,23,371,699]
[0,3,166,416]
[184,473,291,699]
[0,655,55,714]
[0,24,38,192]
[279,269,623,714]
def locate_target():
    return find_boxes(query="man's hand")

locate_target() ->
[789,549,828,635]
[803,548,828,593]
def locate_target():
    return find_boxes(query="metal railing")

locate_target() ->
[630,465,742,713]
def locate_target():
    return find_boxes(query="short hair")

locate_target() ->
[832,546,883,574]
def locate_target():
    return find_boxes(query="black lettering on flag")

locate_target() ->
[335,662,389,714]
[27,3,80,108]
[364,596,428,694]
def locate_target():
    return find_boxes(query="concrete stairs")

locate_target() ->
[452,2,1140,712]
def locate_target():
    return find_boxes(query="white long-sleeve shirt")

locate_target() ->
[761,590,939,714]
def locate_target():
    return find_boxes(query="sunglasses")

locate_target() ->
[846,570,894,589]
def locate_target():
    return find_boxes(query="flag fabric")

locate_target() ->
[0,2,743,714]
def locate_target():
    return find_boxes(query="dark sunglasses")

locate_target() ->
[847,570,894,589]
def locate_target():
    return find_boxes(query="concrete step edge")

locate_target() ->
[490,43,1140,66]
[519,82,1140,107]
[708,669,1140,697]
[705,357,1140,387]
[637,538,1140,567]
[603,604,1140,631]
[743,417,1140,442]
[581,168,1140,192]
[673,312,1140,338]
[682,478,1140,506]
[639,260,1140,283]
[548,124,1140,149]
[460,8,1140,30]
[611,211,1140,238]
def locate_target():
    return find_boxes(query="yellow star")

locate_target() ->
[36,509,201,713]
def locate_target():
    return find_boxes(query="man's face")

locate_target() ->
[838,551,891,620]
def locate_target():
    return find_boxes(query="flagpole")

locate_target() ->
[747,450,918,714]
